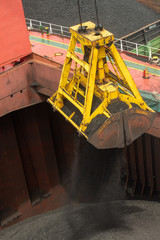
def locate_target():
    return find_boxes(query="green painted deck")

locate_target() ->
[132,36,160,57]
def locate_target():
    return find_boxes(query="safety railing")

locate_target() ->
[114,38,160,59]
[25,18,70,38]
[26,18,160,60]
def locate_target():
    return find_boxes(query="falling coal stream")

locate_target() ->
[70,136,123,202]
[62,133,126,239]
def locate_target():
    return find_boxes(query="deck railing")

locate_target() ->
[25,18,70,38]
[26,18,160,60]
[114,39,160,60]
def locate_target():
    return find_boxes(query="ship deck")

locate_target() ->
[28,31,160,94]
[0,30,160,95]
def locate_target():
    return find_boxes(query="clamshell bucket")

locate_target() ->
[48,21,156,149]
[88,108,156,149]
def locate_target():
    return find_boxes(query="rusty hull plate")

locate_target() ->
[0,53,62,117]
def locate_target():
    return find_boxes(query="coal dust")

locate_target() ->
[63,134,127,240]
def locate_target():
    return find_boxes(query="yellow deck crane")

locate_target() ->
[48,21,155,149]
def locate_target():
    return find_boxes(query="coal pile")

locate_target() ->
[2,200,160,240]
[22,0,159,38]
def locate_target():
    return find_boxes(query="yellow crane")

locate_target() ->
[48,21,155,149]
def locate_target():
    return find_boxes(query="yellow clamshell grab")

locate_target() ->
[48,21,156,149]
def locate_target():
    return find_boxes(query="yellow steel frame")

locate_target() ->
[48,21,154,134]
